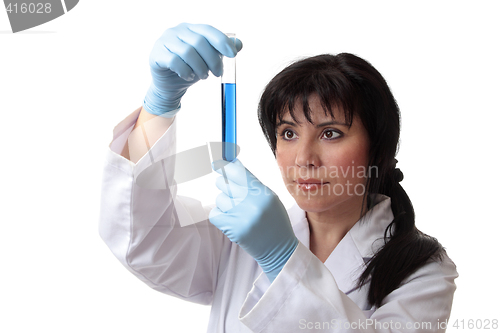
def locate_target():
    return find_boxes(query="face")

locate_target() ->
[275,94,370,215]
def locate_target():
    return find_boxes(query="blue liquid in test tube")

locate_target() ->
[221,33,237,162]
[222,83,236,161]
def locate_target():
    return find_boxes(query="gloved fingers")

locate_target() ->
[174,26,224,79]
[156,29,210,81]
[149,39,197,82]
[215,175,249,199]
[185,23,243,58]
[212,159,259,188]
[215,192,234,213]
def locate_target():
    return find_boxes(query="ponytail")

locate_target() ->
[358,166,445,307]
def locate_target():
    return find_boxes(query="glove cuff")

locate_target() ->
[143,84,182,117]
[260,238,299,283]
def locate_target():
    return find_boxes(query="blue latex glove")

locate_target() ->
[144,23,243,116]
[209,159,299,283]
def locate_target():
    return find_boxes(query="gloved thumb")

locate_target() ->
[230,37,243,54]
[212,159,258,188]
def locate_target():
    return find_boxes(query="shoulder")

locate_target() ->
[383,250,458,308]
[404,250,458,285]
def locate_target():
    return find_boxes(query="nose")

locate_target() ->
[295,140,320,168]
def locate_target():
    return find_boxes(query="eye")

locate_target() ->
[280,129,297,140]
[322,129,342,140]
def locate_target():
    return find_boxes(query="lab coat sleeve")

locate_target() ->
[99,108,229,305]
[239,242,458,332]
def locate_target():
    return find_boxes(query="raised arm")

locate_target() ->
[99,23,243,305]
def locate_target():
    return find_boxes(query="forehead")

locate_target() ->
[279,94,348,125]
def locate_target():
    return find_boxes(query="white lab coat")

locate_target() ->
[99,108,458,332]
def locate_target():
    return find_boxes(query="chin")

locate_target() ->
[293,195,336,213]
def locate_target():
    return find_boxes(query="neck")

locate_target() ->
[307,195,369,258]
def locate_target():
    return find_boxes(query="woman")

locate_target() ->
[99,23,457,332]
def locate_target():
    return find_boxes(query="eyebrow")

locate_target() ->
[276,120,348,128]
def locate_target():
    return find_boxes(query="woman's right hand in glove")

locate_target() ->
[143,23,243,117]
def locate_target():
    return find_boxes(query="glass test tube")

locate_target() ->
[221,33,237,162]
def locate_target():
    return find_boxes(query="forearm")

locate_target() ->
[120,106,176,163]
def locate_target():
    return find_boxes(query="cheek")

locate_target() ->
[276,149,294,179]
[326,141,370,182]
[337,147,368,168]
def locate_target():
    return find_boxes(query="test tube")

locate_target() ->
[221,33,237,162]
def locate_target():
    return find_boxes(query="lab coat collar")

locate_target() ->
[288,194,394,294]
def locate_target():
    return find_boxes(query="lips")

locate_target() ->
[296,178,328,184]
[295,178,329,191]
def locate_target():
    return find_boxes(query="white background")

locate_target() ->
[1,0,499,332]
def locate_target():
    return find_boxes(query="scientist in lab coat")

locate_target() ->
[99,23,458,332]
